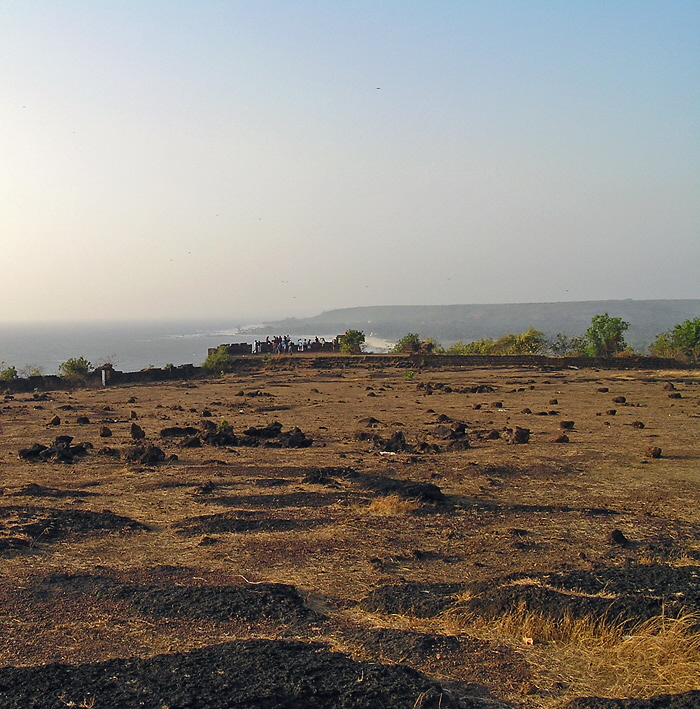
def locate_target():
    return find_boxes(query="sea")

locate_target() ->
[0,319,392,376]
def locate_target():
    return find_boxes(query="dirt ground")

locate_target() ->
[1,360,699,708]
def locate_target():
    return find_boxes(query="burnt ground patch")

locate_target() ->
[0,506,149,553]
[359,565,700,627]
[201,491,366,508]
[564,692,700,709]
[359,582,467,618]
[544,563,700,598]
[453,497,619,516]
[6,483,98,498]
[173,509,327,536]
[462,564,700,626]
[308,467,446,503]
[0,639,467,709]
[341,626,531,699]
[33,573,322,625]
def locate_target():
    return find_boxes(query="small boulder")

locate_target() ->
[130,423,146,440]
[645,446,662,459]
[505,427,530,444]
[610,529,630,546]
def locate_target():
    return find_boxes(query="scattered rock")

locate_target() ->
[48,415,60,426]
[130,423,146,440]
[504,427,530,444]
[124,445,166,465]
[552,434,569,443]
[160,426,199,438]
[610,529,630,546]
[244,421,283,439]
[612,396,627,404]
[645,446,662,459]
[560,420,575,429]
[19,436,90,464]
[358,417,381,427]
[99,426,112,437]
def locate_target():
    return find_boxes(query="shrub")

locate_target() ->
[548,333,589,356]
[651,318,700,363]
[447,338,495,355]
[58,357,92,380]
[338,330,365,354]
[202,345,230,372]
[392,333,421,353]
[19,364,43,378]
[446,329,546,356]
[0,362,17,380]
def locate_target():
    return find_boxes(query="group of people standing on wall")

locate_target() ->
[253,336,335,354]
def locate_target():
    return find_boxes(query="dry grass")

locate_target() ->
[364,495,421,516]
[445,607,700,700]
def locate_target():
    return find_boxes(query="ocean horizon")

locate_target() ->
[0,319,392,375]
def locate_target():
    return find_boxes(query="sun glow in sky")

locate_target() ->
[2,1,699,323]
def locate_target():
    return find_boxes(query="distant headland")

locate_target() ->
[251,299,700,351]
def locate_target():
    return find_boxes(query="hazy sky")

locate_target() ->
[2,1,699,323]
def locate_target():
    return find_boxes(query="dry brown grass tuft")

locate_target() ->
[445,607,700,700]
[364,495,421,516]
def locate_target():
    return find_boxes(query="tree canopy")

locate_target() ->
[651,318,700,363]
[585,313,630,358]
[338,330,365,354]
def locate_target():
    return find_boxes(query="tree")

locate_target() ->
[392,333,421,354]
[58,356,92,381]
[651,318,700,363]
[585,313,630,358]
[548,333,589,357]
[338,330,365,354]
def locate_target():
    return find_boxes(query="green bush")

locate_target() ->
[58,357,92,380]
[446,329,546,356]
[650,318,700,362]
[0,362,17,380]
[338,330,365,354]
[392,333,421,354]
[202,345,230,372]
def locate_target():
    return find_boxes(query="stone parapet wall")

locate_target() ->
[0,354,694,394]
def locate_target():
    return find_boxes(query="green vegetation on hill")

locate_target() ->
[258,300,700,352]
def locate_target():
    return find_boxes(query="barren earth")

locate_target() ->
[1,360,699,708]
